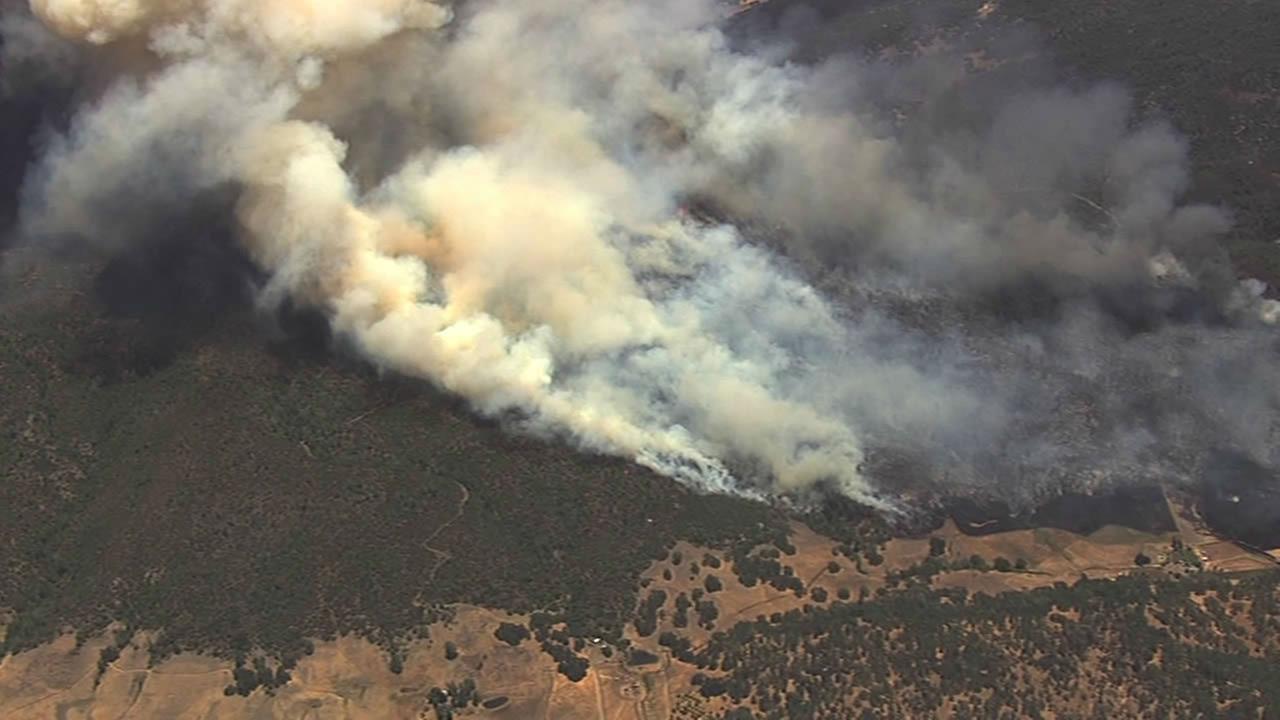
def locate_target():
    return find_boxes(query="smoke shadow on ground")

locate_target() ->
[266,299,334,366]
[66,198,261,384]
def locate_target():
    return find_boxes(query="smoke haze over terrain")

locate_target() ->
[4,0,1279,510]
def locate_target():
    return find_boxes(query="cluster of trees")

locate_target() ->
[728,545,807,595]
[674,592,692,628]
[1,305,796,682]
[634,589,667,637]
[658,630,698,664]
[523,612,598,682]
[697,598,720,629]
[493,622,530,647]
[541,640,590,682]
[882,546,1030,591]
[223,655,293,697]
[635,580,726,639]
[427,679,479,720]
[93,626,136,685]
[675,570,1280,719]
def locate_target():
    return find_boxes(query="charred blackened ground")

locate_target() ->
[941,486,1176,537]
[1200,450,1280,550]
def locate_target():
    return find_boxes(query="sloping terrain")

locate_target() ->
[3,1,1280,719]
[726,0,1280,546]
[4,515,1276,719]
[731,0,1280,285]
[0,271,797,662]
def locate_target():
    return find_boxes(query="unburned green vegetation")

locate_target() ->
[0,280,794,667]
[688,570,1280,719]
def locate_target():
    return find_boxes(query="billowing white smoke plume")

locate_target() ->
[12,0,1279,507]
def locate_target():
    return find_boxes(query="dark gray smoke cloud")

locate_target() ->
[0,9,80,243]
[6,0,1279,511]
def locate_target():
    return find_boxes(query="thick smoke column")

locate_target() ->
[11,0,1280,508]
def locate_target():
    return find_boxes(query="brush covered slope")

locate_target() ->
[3,1,1280,719]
